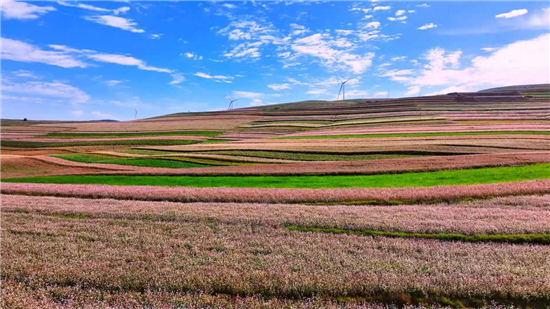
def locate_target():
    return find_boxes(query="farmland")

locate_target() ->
[2,88,550,308]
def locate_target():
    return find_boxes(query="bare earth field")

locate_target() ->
[2,91,550,308]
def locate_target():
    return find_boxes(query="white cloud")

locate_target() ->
[104,80,124,87]
[418,23,437,30]
[194,72,234,83]
[374,91,388,97]
[232,91,264,99]
[399,33,550,91]
[290,33,375,74]
[388,16,407,22]
[373,6,391,11]
[113,7,130,15]
[222,3,237,9]
[84,15,144,33]
[12,70,39,79]
[71,110,84,118]
[307,89,328,95]
[405,86,421,95]
[86,53,171,73]
[169,74,185,85]
[495,9,528,19]
[57,1,108,12]
[391,56,407,61]
[182,52,203,60]
[0,0,55,19]
[149,34,163,40]
[1,38,87,68]
[416,4,430,8]
[57,1,129,15]
[408,10,416,14]
[2,80,90,104]
[395,10,406,16]
[364,21,380,29]
[481,47,498,52]
[267,83,290,91]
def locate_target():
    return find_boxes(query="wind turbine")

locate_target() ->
[228,95,239,110]
[337,77,354,100]
[134,108,137,119]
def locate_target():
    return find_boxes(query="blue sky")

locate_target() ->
[1,1,549,120]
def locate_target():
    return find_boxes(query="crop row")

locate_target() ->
[3,194,549,235]
[43,130,223,139]
[3,179,550,204]
[277,131,550,139]
[0,139,200,148]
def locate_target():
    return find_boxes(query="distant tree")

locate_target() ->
[23,118,27,121]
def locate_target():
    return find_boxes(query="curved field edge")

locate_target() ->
[286,226,550,245]
[0,139,201,148]
[12,151,549,177]
[277,131,550,139]
[4,163,550,188]
[43,130,223,139]
[2,179,550,204]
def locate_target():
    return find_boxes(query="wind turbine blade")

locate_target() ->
[337,84,343,100]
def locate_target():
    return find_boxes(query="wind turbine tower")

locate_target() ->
[228,96,238,110]
[337,77,353,100]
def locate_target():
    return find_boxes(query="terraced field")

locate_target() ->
[2,88,550,308]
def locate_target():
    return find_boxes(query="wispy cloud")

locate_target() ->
[84,15,144,33]
[0,0,55,19]
[194,72,234,83]
[1,38,87,68]
[2,79,90,104]
[418,23,437,30]
[169,74,185,85]
[267,83,290,91]
[496,9,528,19]
[57,1,130,15]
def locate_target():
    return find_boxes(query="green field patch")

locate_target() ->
[1,139,200,148]
[277,131,550,139]
[53,154,212,168]
[286,226,550,245]
[203,150,422,161]
[5,163,550,188]
[44,131,223,138]
[201,139,233,144]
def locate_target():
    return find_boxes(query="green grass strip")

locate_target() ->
[277,131,550,139]
[286,226,550,245]
[53,154,212,168]
[4,163,550,188]
[0,139,200,148]
[44,131,223,138]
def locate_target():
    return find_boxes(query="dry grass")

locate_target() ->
[3,179,550,204]
[2,195,549,308]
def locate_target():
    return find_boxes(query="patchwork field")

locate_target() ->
[2,88,550,308]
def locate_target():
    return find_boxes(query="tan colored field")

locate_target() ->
[2,90,550,308]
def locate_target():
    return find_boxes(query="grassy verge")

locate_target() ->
[1,139,200,148]
[4,163,550,188]
[53,154,212,168]
[286,226,550,245]
[44,131,223,138]
[277,131,550,139]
